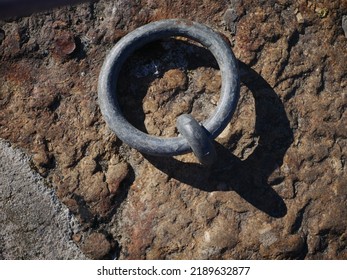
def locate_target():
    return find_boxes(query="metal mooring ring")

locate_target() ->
[98,19,240,165]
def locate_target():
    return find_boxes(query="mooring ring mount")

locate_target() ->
[98,19,240,164]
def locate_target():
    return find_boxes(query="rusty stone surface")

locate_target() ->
[81,232,113,259]
[0,0,346,259]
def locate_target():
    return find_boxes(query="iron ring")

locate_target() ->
[98,19,240,161]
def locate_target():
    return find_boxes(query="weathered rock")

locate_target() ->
[0,0,346,259]
[53,30,76,57]
[0,140,85,259]
[223,8,238,34]
[81,232,113,260]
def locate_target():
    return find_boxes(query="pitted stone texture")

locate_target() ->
[0,0,346,259]
[0,140,86,260]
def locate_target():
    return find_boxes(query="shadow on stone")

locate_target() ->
[145,61,293,218]
[117,38,292,218]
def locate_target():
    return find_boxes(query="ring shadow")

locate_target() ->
[144,61,293,218]
[117,40,293,218]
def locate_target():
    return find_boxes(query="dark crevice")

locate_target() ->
[18,26,30,48]
[316,231,330,253]
[72,194,97,226]
[48,94,62,111]
[107,240,121,260]
[283,83,299,101]
[290,200,311,234]
[316,64,326,95]
[275,29,300,81]
[287,29,300,54]
[296,236,309,259]
[71,36,86,60]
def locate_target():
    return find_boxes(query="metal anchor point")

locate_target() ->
[98,19,240,165]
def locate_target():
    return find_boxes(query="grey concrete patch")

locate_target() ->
[0,139,86,259]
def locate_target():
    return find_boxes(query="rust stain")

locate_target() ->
[54,31,76,56]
